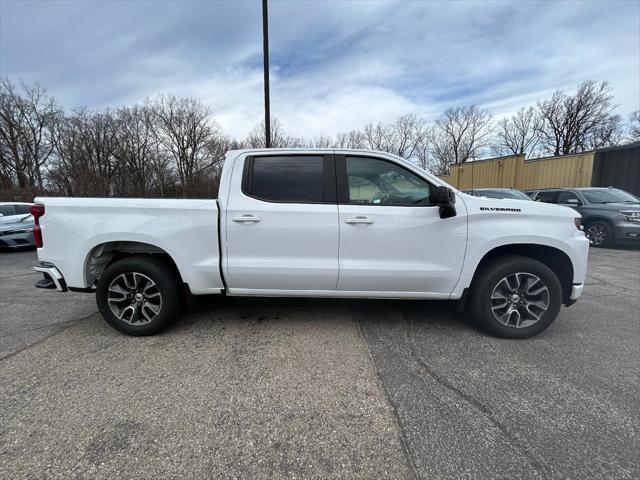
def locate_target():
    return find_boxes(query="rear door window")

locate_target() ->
[244,155,334,203]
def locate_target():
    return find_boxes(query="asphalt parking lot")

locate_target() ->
[1,247,639,479]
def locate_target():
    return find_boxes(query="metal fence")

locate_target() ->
[438,144,640,196]
[591,143,640,196]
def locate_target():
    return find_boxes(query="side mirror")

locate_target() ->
[433,186,457,219]
[567,198,581,205]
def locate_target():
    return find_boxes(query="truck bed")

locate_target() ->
[34,197,224,294]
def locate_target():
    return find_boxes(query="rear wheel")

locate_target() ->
[585,221,612,247]
[96,256,182,335]
[469,255,562,339]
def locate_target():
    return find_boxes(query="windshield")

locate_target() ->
[475,189,532,200]
[581,189,639,204]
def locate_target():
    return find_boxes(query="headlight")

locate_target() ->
[618,211,640,223]
[574,217,582,230]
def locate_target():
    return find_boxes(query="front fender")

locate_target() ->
[451,214,589,298]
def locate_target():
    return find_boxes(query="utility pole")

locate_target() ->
[262,0,271,148]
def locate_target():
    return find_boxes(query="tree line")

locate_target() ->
[1,77,638,200]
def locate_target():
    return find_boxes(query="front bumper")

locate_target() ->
[570,283,584,301]
[564,283,585,307]
[34,263,67,292]
[613,221,640,243]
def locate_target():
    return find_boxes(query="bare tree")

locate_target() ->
[3,76,634,200]
[0,81,21,188]
[309,135,333,148]
[627,110,640,143]
[151,94,220,195]
[245,118,303,148]
[494,107,542,157]
[387,114,429,159]
[336,114,428,162]
[111,104,160,196]
[431,105,493,168]
[587,114,623,149]
[334,130,364,149]
[361,122,393,151]
[0,78,59,188]
[49,108,172,198]
[199,134,236,197]
[50,109,117,196]
[426,126,456,175]
[537,80,621,155]
[413,126,432,171]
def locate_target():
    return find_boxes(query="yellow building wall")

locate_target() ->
[517,152,594,190]
[438,152,594,191]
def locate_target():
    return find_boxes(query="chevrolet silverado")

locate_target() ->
[32,149,589,339]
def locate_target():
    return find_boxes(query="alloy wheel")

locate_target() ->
[107,272,162,325]
[586,224,606,246]
[490,272,550,328]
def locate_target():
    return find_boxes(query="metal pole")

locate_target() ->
[262,0,271,148]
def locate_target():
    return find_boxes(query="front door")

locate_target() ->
[224,154,339,291]
[336,155,467,295]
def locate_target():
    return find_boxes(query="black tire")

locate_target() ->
[96,255,182,336]
[585,221,612,248]
[469,255,563,339]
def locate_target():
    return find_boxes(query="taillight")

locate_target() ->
[30,203,45,247]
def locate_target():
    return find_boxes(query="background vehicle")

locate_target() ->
[525,187,640,247]
[0,202,35,248]
[32,149,589,339]
[462,188,533,201]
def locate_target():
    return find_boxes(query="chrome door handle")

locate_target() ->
[232,214,261,223]
[344,216,374,225]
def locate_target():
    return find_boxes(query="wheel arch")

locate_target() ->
[84,240,184,289]
[471,244,574,305]
[582,215,614,227]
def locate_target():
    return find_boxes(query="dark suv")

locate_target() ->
[525,188,640,247]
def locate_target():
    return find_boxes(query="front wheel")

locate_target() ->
[585,221,612,248]
[469,255,563,339]
[96,256,182,335]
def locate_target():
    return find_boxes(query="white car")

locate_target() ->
[0,202,35,248]
[32,149,589,339]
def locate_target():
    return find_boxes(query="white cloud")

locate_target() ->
[1,0,638,139]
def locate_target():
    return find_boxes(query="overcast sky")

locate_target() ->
[1,0,638,139]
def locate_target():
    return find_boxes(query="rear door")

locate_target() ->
[335,154,466,295]
[224,154,339,291]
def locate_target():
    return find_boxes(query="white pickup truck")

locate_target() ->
[32,149,589,339]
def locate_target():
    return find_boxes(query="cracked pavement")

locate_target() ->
[1,247,639,479]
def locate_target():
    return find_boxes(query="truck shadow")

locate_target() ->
[178,295,476,336]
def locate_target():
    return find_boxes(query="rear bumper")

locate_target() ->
[0,231,35,248]
[34,263,67,292]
